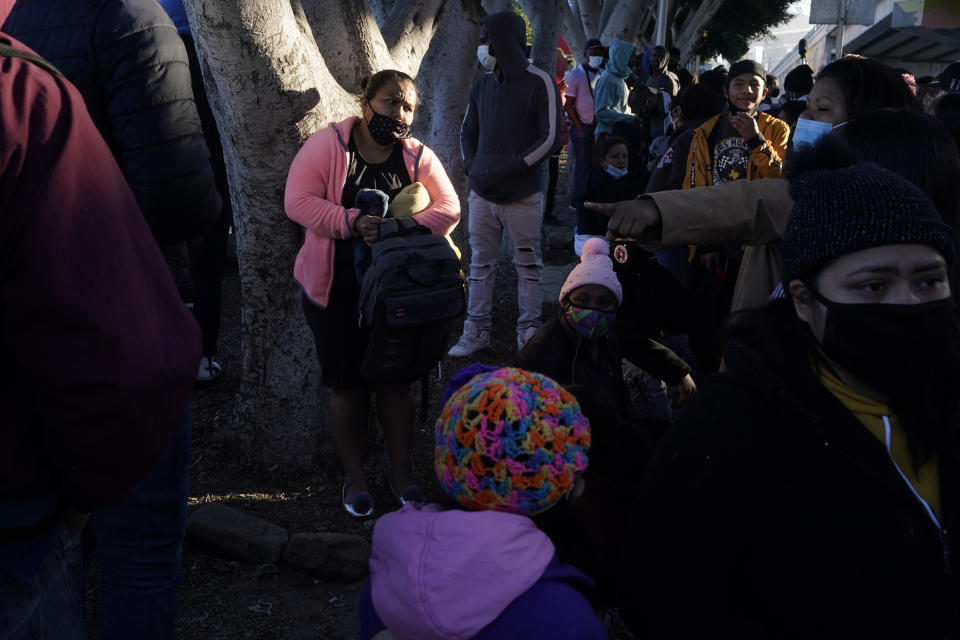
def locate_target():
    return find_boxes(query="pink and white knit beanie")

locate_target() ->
[559,237,623,305]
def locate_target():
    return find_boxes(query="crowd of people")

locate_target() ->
[4,0,960,637]
[351,14,960,639]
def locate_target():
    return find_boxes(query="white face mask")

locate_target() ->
[605,165,628,179]
[588,56,604,69]
[792,116,838,149]
[477,45,497,71]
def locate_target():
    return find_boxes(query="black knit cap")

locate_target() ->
[781,162,956,283]
[726,59,765,86]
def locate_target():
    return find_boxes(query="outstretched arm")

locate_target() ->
[587,178,792,249]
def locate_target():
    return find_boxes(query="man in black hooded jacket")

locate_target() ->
[449,10,563,357]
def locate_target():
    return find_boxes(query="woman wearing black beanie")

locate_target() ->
[618,152,960,638]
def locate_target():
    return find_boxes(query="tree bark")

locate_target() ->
[411,0,483,252]
[559,1,586,63]
[601,0,654,44]
[481,0,510,14]
[673,0,724,64]
[300,0,392,92]
[182,0,350,469]
[637,6,655,50]
[183,0,480,470]
[521,0,563,75]
[579,0,603,41]
[383,0,448,74]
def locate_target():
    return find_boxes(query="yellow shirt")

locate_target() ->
[819,366,941,518]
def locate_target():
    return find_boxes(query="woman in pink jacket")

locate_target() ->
[285,70,460,518]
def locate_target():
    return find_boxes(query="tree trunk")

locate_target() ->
[579,0,603,41]
[183,0,480,470]
[300,0,391,92]
[673,0,724,64]
[560,1,586,64]
[522,0,563,75]
[411,0,484,252]
[601,0,653,44]
[481,0,510,14]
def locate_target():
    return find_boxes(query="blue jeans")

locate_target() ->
[568,123,596,204]
[0,524,85,639]
[91,403,191,640]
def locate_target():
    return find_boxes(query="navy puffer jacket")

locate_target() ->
[4,0,221,245]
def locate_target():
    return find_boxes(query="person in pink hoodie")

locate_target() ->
[285,70,460,518]
[358,366,608,640]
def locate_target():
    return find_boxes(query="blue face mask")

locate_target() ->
[605,165,628,179]
[792,117,835,149]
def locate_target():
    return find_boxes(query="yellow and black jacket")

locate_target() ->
[682,111,790,189]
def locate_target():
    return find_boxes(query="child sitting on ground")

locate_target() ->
[518,237,694,429]
[358,367,607,640]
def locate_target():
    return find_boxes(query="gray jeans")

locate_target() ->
[465,191,543,332]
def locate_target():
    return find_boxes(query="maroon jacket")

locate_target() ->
[0,19,200,516]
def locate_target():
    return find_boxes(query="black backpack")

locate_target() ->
[357,218,465,387]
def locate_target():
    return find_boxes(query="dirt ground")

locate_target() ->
[83,153,632,639]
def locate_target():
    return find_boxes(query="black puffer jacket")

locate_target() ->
[619,299,960,638]
[517,314,690,416]
[4,0,220,245]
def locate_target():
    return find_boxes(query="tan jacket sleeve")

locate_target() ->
[641,177,793,250]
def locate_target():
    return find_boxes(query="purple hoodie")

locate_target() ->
[359,503,607,640]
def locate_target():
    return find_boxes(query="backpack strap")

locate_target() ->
[0,38,62,77]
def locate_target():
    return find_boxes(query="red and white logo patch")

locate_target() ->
[613,243,629,264]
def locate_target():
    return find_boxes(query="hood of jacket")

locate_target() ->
[483,10,528,81]
[605,39,635,79]
[369,502,556,640]
[0,0,15,25]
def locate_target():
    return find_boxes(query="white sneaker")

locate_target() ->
[517,326,539,352]
[196,356,222,383]
[448,325,491,357]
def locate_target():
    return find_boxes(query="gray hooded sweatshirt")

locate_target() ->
[460,11,562,204]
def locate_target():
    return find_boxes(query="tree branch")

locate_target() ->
[560,0,586,62]
[594,0,614,40]
[601,0,654,43]
[578,0,602,40]
[638,5,654,48]
[300,0,392,92]
[520,0,564,74]
[674,0,724,62]
[667,2,680,44]
[383,0,447,66]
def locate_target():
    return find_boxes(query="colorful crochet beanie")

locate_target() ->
[434,367,591,517]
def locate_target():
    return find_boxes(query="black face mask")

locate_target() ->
[808,287,958,397]
[366,111,411,146]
